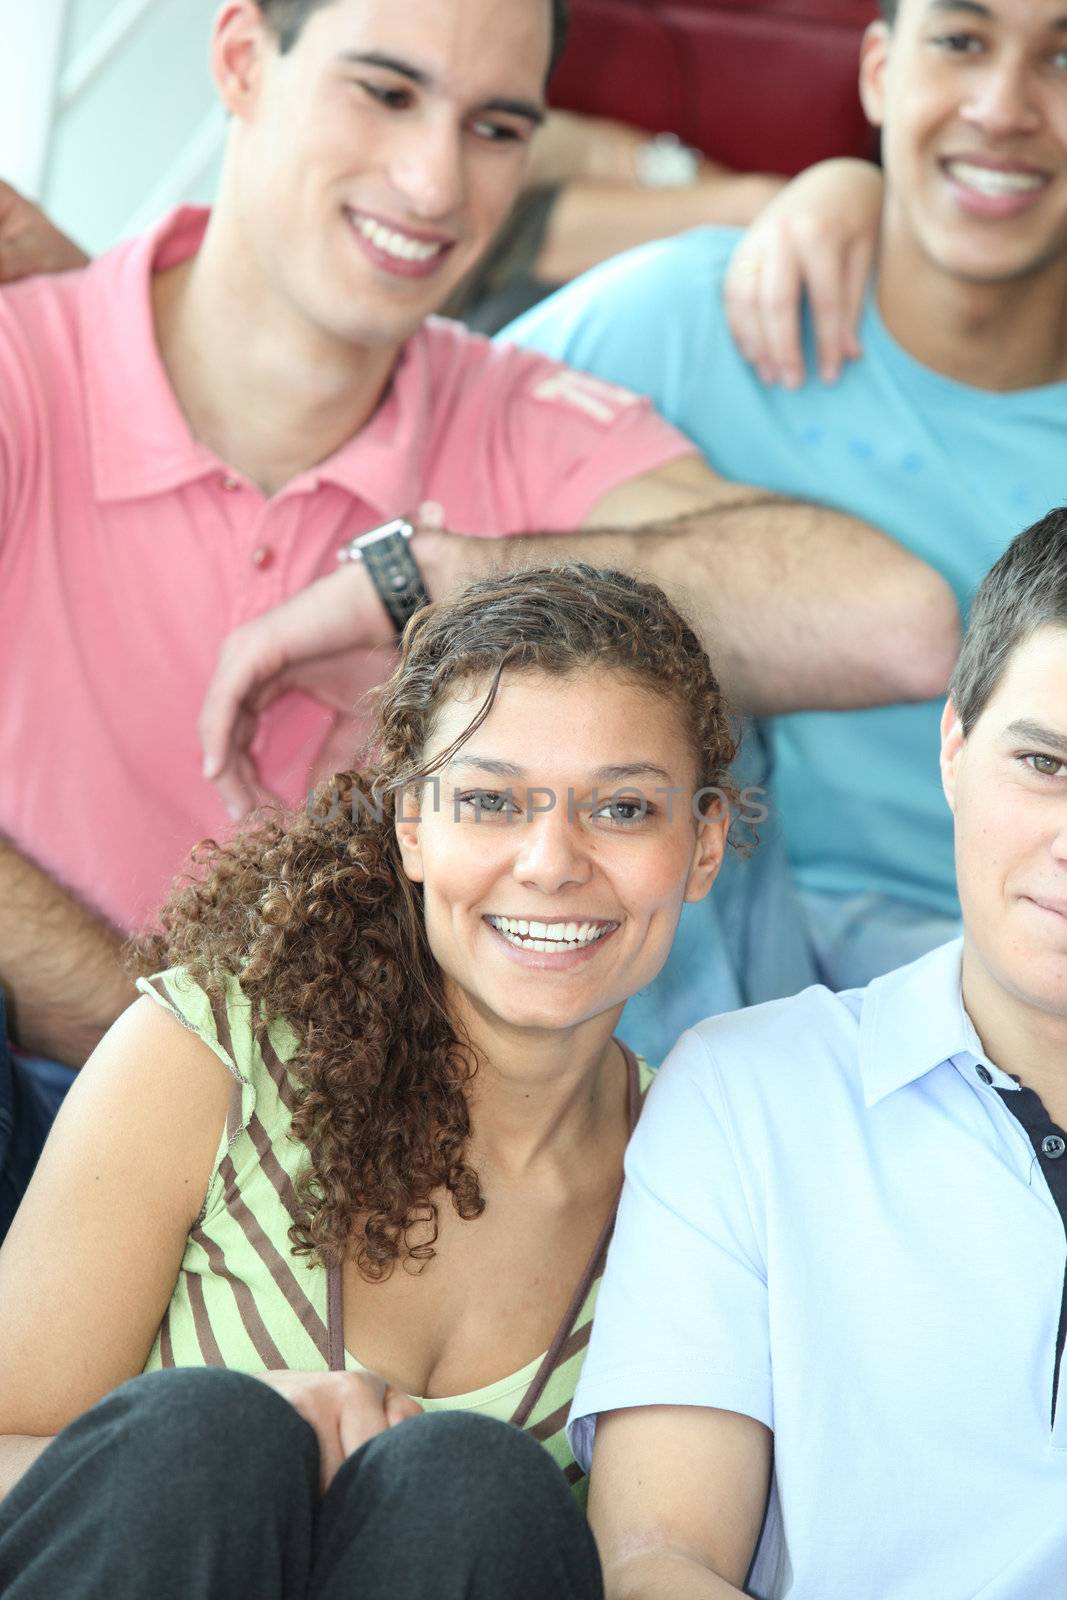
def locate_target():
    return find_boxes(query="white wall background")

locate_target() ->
[1,0,226,255]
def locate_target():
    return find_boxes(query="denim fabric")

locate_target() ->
[802,887,962,992]
[619,720,818,1064]
[12,1052,76,1119]
[0,995,62,1242]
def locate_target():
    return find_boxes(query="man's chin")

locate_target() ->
[921,227,1067,290]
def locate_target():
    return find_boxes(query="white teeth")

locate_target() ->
[486,915,612,951]
[948,161,1045,198]
[355,215,444,262]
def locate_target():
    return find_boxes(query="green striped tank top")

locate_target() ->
[137,967,652,1500]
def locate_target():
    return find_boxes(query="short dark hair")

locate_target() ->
[880,0,898,20]
[259,0,569,77]
[950,507,1067,734]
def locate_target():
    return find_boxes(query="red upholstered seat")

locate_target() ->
[550,0,880,174]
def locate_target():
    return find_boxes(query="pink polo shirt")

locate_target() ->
[0,207,694,931]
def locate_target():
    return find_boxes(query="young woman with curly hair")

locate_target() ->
[0,564,736,1600]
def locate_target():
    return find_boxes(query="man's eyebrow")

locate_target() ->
[1003,720,1067,760]
[926,0,1067,23]
[341,50,431,84]
[339,51,545,124]
[926,0,990,15]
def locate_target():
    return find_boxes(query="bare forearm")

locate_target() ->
[443,499,959,716]
[0,835,134,1066]
[0,1435,52,1501]
[536,173,785,285]
[605,1550,748,1600]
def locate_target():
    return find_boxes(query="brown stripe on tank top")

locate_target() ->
[205,986,238,1069]
[257,1032,297,1114]
[186,1272,225,1366]
[218,1152,329,1359]
[526,1397,573,1444]
[551,1316,594,1372]
[141,975,173,1009]
[190,1227,287,1369]
[245,1114,302,1218]
[158,1308,175,1368]
[225,1080,243,1148]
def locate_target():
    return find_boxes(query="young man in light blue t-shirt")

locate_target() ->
[574,510,1067,1600]
[503,0,1067,994]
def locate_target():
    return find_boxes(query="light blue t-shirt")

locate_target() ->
[571,939,1067,1598]
[501,228,1067,918]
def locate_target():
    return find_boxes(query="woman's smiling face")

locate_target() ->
[395,667,728,1038]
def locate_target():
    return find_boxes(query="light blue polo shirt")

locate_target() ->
[502,229,1067,920]
[571,939,1067,1599]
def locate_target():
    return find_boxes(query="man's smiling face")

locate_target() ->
[944,624,1067,1023]
[862,0,1067,287]
[218,0,549,350]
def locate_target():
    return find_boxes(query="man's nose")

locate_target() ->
[389,119,466,221]
[959,58,1043,140]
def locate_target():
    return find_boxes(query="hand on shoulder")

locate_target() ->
[723,158,884,388]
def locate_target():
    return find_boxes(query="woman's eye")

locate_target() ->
[595,797,651,825]
[1025,753,1066,778]
[457,789,515,815]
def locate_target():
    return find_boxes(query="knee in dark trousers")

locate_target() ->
[311,1411,604,1600]
[0,1368,320,1600]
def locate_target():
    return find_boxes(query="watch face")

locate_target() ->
[356,517,410,547]
[359,524,428,636]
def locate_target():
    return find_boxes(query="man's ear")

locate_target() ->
[859,20,892,130]
[683,803,730,905]
[940,698,966,814]
[211,1,271,120]
[394,788,425,883]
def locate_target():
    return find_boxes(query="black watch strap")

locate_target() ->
[338,518,430,637]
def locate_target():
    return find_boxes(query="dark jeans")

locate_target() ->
[0,1369,604,1600]
[0,994,64,1243]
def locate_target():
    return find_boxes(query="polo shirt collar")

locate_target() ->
[80,208,221,503]
[858,938,992,1106]
[308,329,431,514]
[80,206,429,512]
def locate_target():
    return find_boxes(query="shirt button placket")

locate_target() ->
[245,499,286,615]
[1042,1135,1066,1160]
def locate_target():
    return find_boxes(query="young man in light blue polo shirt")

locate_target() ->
[573,510,1067,1599]
[502,0,1067,997]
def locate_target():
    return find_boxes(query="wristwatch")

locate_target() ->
[337,517,430,638]
[635,132,701,188]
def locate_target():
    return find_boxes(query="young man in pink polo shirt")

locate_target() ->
[0,0,957,1187]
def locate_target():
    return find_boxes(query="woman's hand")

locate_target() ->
[0,181,89,283]
[723,158,884,388]
[255,1369,423,1491]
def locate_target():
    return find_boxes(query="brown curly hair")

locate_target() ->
[134,564,737,1279]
